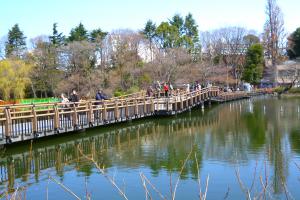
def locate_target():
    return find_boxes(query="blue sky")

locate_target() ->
[0,0,299,39]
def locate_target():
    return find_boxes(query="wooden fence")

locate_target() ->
[0,86,245,145]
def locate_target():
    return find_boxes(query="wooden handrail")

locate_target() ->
[0,87,256,144]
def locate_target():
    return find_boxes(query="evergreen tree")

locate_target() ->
[141,20,156,61]
[287,27,300,59]
[141,20,156,43]
[90,28,107,43]
[68,23,88,42]
[242,44,264,85]
[243,34,260,47]
[5,24,26,58]
[156,22,179,49]
[49,23,65,46]
[183,13,200,59]
[170,14,184,35]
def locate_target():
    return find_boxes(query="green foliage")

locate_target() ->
[156,22,179,49]
[68,23,88,42]
[0,59,32,100]
[243,34,260,46]
[273,86,285,93]
[49,23,65,46]
[5,24,26,58]
[287,87,300,93]
[127,86,140,94]
[242,43,264,85]
[90,28,107,43]
[141,20,156,41]
[213,55,221,65]
[143,13,200,55]
[288,27,300,59]
[113,88,126,97]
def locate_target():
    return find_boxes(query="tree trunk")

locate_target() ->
[31,83,37,98]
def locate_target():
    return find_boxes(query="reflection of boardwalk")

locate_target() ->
[0,112,220,188]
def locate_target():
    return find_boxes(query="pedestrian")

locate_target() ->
[146,86,153,97]
[96,90,104,101]
[163,82,169,97]
[61,93,69,108]
[186,83,190,93]
[69,89,79,103]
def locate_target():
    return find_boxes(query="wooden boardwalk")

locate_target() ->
[0,86,251,145]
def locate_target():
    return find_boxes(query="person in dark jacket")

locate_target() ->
[96,90,108,101]
[69,89,79,103]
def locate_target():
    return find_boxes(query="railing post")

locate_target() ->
[150,98,154,113]
[125,100,129,119]
[53,104,60,133]
[180,95,184,110]
[114,101,119,121]
[32,106,38,137]
[185,95,189,108]
[103,103,107,122]
[4,107,12,143]
[166,98,169,112]
[134,99,138,116]
[174,96,178,112]
[143,98,147,115]
[88,101,93,126]
[72,103,78,129]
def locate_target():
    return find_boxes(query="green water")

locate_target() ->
[1,96,300,199]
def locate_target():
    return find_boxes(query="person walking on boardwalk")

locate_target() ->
[96,90,104,102]
[186,83,190,93]
[163,82,169,97]
[146,86,153,97]
[69,89,79,103]
[61,93,69,107]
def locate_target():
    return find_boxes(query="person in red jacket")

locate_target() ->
[163,82,169,97]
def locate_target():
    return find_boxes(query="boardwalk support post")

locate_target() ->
[103,103,107,123]
[53,104,60,133]
[88,101,93,127]
[4,107,12,144]
[72,103,78,130]
[125,100,129,119]
[114,101,119,121]
[134,100,138,117]
[32,106,38,138]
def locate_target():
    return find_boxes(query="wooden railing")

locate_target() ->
[0,86,253,145]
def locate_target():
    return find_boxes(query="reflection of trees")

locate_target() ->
[1,97,300,195]
[290,129,300,154]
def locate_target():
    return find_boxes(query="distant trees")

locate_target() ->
[0,59,32,100]
[5,24,26,58]
[243,34,260,46]
[49,23,65,47]
[242,44,264,85]
[68,23,89,42]
[141,20,156,61]
[263,0,285,85]
[142,13,200,59]
[28,37,62,98]
[0,5,295,100]
[287,27,300,59]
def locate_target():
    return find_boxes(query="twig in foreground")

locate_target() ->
[78,147,128,200]
[49,175,81,200]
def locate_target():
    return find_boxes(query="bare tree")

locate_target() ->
[263,0,286,86]
[200,27,250,86]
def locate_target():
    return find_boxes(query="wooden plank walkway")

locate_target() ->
[0,86,253,145]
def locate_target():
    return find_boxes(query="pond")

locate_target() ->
[1,96,300,199]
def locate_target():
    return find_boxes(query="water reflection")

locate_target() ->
[1,96,300,198]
